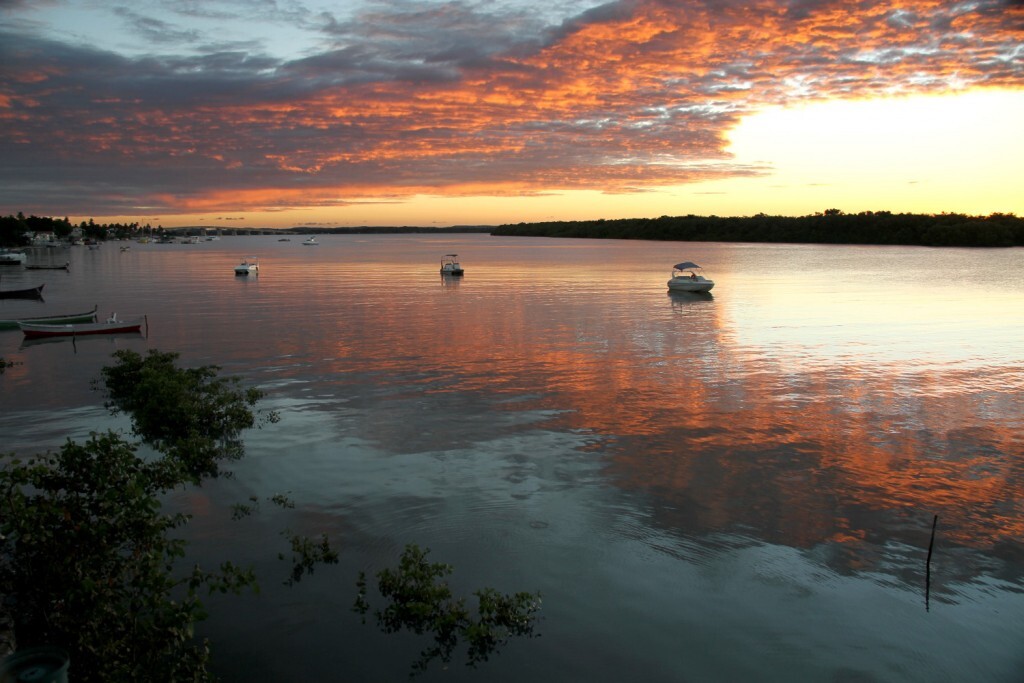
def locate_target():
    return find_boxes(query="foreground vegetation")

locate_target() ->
[494,210,1024,247]
[1,350,540,680]
[355,545,541,675]
[0,350,272,679]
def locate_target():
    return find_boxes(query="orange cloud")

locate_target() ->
[1,0,1021,216]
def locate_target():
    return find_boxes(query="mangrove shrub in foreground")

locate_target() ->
[1,350,541,680]
[1,348,272,681]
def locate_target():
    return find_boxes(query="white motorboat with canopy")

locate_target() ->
[667,261,714,293]
[440,254,464,276]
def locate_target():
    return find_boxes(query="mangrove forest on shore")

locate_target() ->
[3,210,1022,248]
[493,210,1024,248]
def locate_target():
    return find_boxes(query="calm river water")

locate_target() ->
[1,235,1022,682]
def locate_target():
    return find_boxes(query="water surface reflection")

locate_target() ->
[1,236,1021,681]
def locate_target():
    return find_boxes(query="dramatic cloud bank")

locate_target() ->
[1,0,1021,217]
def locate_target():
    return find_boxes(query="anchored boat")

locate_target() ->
[667,262,714,293]
[19,313,146,339]
[234,257,259,275]
[0,283,44,299]
[0,305,98,330]
[440,254,464,276]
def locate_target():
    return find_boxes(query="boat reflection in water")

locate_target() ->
[20,331,145,350]
[668,289,714,305]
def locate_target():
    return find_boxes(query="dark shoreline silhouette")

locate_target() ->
[491,210,1024,248]
[5,210,1022,248]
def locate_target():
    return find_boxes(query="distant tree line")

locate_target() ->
[289,226,493,235]
[492,210,1024,247]
[7,210,1020,248]
[0,213,163,247]
[0,213,71,247]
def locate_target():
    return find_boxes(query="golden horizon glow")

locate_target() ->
[718,89,1024,217]
[76,88,1024,229]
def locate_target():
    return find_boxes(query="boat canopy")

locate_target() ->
[673,261,701,270]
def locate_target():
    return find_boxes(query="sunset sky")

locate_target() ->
[1,0,1022,228]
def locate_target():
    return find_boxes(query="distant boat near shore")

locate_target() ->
[25,262,69,271]
[0,250,27,265]
[234,256,259,275]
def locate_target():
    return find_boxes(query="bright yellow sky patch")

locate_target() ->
[717,88,1024,216]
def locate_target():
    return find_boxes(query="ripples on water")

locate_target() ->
[1,236,1022,681]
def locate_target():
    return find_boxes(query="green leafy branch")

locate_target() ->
[354,544,541,676]
[97,349,279,484]
[0,433,257,681]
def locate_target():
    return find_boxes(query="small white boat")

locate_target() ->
[0,250,27,265]
[302,237,319,246]
[440,254,464,276]
[234,256,259,275]
[667,261,714,293]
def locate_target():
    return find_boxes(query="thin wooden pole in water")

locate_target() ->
[926,514,938,611]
